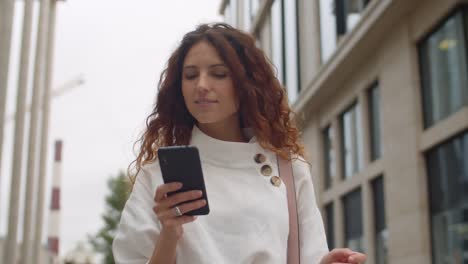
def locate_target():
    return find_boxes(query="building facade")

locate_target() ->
[219,0,468,263]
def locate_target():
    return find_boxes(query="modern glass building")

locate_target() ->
[219,0,468,263]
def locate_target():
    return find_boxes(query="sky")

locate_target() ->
[1,0,222,258]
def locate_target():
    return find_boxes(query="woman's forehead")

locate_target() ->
[183,41,225,67]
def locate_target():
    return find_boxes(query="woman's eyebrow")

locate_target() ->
[182,65,197,70]
[183,63,226,70]
[208,63,227,68]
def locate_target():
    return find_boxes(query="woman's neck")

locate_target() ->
[196,115,247,143]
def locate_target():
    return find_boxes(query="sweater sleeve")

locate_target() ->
[112,164,162,264]
[292,158,329,263]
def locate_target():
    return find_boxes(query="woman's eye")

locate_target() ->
[212,72,227,79]
[184,74,197,80]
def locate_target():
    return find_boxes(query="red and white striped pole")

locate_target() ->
[47,140,62,263]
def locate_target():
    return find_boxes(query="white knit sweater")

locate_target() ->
[112,126,329,264]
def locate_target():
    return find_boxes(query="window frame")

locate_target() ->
[325,202,335,250]
[340,100,364,180]
[372,175,388,264]
[425,130,468,264]
[343,188,364,253]
[367,81,382,161]
[323,125,334,189]
[417,5,468,128]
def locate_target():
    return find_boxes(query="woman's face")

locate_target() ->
[181,41,239,125]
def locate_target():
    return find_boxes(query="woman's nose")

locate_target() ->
[196,72,210,92]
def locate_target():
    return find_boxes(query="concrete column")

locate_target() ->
[3,0,50,263]
[380,22,432,264]
[47,140,63,264]
[307,117,325,203]
[331,118,344,249]
[33,0,57,261]
[362,181,376,263]
[9,0,36,263]
[298,0,322,89]
[0,0,15,192]
[334,197,344,248]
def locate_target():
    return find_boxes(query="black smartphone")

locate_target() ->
[157,146,210,215]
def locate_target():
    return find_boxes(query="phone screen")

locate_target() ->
[157,146,210,215]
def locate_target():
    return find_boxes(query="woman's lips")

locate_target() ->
[195,99,218,105]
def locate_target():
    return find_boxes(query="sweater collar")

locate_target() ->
[190,125,260,167]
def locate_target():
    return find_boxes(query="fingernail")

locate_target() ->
[176,182,183,188]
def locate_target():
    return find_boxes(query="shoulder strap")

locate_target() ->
[277,155,300,264]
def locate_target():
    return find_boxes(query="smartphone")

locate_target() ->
[157,146,210,215]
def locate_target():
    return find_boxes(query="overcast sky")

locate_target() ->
[1,0,222,257]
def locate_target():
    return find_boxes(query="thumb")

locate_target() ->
[325,248,355,262]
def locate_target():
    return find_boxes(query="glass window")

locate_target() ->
[368,82,382,161]
[323,126,335,189]
[320,0,371,62]
[320,0,337,62]
[333,0,371,36]
[284,0,300,102]
[270,0,300,101]
[343,188,365,253]
[426,131,468,264]
[271,0,285,85]
[346,0,369,32]
[340,102,364,179]
[419,10,468,127]
[325,203,335,250]
[372,176,388,264]
[335,0,347,36]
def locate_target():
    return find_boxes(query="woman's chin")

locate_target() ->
[196,118,220,125]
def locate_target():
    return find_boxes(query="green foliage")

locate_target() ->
[89,171,131,264]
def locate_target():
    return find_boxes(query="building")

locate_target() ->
[219,0,468,263]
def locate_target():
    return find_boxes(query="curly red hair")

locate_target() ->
[130,23,305,183]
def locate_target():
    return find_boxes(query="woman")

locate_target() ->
[113,23,367,264]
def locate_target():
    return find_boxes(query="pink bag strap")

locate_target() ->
[277,155,300,264]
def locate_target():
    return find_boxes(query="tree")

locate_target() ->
[89,171,131,264]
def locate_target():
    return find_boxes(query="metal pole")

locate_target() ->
[3,0,50,263]
[4,76,85,124]
[0,0,16,196]
[33,0,56,262]
[9,0,35,263]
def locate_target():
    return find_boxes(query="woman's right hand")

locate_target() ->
[153,182,206,241]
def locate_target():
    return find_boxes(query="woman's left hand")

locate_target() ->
[320,248,367,264]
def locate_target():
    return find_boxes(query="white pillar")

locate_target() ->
[33,0,57,262]
[3,0,49,263]
[0,0,16,193]
[47,140,63,264]
[11,0,36,262]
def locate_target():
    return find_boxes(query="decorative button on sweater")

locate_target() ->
[113,125,329,264]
